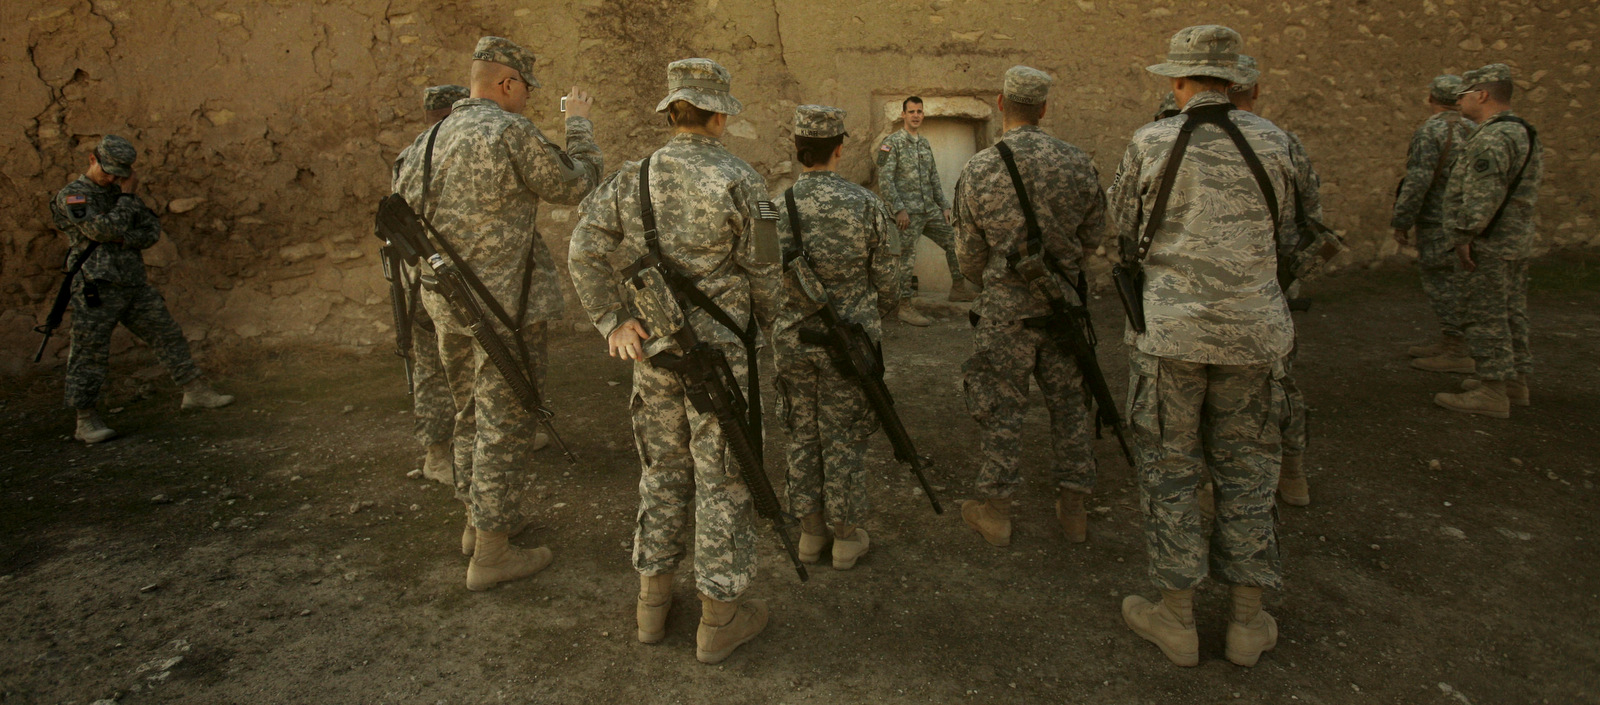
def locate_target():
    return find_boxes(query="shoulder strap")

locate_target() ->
[995,141,1042,261]
[1480,115,1539,236]
[1124,107,1204,263]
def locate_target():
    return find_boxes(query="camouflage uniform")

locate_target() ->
[1108,89,1299,591]
[568,59,780,602]
[392,42,603,533]
[391,84,469,448]
[774,107,900,527]
[952,70,1106,499]
[877,127,960,297]
[50,137,202,410]
[1393,76,1475,340]
[1444,71,1542,382]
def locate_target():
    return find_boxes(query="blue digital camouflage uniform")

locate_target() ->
[392,96,603,532]
[50,175,201,410]
[1108,91,1300,591]
[877,128,961,297]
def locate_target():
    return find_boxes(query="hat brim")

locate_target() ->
[99,163,133,177]
[655,88,743,116]
[1146,62,1258,86]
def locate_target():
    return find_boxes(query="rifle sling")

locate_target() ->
[419,116,538,367]
[633,157,763,446]
[1125,103,1279,265]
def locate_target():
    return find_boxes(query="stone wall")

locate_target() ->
[3,0,1595,370]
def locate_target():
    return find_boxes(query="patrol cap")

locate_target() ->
[1460,63,1513,91]
[1145,25,1258,86]
[655,58,743,116]
[793,104,847,138]
[1154,91,1179,120]
[1429,75,1464,104]
[423,84,469,111]
[94,135,136,177]
[472,36,540,88]
[1003,65,1053,105]
[1229,55,1259,92]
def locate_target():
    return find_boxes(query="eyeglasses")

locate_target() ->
[1455,86,1486,98]
[502,77,529,91]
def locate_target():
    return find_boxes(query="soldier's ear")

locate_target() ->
[831,144,843,161]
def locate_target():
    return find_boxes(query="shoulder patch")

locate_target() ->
[880,143,891,152]
[1474,158,1491,173]
[65,195,87,205]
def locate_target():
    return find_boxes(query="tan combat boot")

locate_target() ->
[1410,337,1475,373]
[636,573,673,644]
[1407,334,1455,358]
[947,278,979,303]
[1463,375,1530,406]
[897,306,932,327]
[831,524,870,570]
[1056,489,1089,543]
[180,379,235,409]
[696,593,769,664]
[1277,454,1310,507]
[422,442,453,485]
[1434,379,1510,418]
[465,529,552,591]
[1224,585,1279,667]
[961,497,1011,547]
[461,508,534,556]
[1122,588,1199,667]
[797,512,829,564]
[74,409,117,444]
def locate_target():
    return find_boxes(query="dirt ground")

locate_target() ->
[2,254,1597,705]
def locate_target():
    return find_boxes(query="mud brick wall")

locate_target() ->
[2,0,1595,370]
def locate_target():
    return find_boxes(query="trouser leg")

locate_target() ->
[118,284,201,387]
[1279,346,1306,458]
[1417,226,1467,338]
[461,321,548,534]
[1202,362,1284,590]
[778,352,824,520]
[1507,259,1532,377]
[688,343,758,602]
[964,320,1033,498]
[919,216,964,285]
[1461,256,1516,381]
[63,281,128,410]
[817,354,875,527]
[895,214,932,300]
[1034,330,1095,494]
[632,359,696,579]
[1127,351,1209,592]
[410,303,455,447]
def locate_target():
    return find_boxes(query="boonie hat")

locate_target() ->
[473,36,540,88]
[1003,66,1053,105]
[793,105,847,138]
[94,135,136,177]
[1145,25,1257,86]
[655,58,743,116]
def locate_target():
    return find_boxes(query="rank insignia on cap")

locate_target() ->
[879,144,891,152]
[65,195,87,204]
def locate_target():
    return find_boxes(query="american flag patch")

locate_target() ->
[65,195,87,204]
[879,144,891,152]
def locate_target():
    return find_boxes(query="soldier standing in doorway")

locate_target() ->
[876,96,975,324]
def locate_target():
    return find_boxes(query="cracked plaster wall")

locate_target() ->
[2,0,1595,369]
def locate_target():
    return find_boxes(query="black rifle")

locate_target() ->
[373,193,576,463]
[32,242,100,363]
[626,158,807,582]
[995,141,1134,465]
[781,189,942,514]
[378,242,415,393]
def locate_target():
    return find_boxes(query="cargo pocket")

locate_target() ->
[629,388,652,468]
[1126,350,1163,442]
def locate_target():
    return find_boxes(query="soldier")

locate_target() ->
[952,66,1106,547]
[50,135,234,444]
[877,96,971,324]
[392,37,602,590]
[1396,76,1477,373]
[568,58,780,664]
[1154,92,1180,121]
[1228,55,1322,507]
[392,84,471,485]
[773,105,900,570]
[1433,63,1542,417]
[1108,26,1296,668]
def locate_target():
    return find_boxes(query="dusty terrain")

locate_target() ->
[2,255,1598,704]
